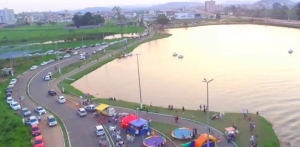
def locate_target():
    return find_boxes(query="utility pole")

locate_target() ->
[81,34,83,46]
[202,78,213,147]
[56,43,64,93]
[134,54,143,109]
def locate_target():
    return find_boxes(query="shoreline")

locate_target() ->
[58,28,281,146]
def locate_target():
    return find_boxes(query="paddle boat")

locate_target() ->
[173,53,178,57]
[178,55,184,58]
[127,52,133,56]
[289,49,293,54]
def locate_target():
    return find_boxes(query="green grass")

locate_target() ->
[0,22,144,44]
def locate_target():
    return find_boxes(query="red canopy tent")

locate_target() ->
[121,114,139,129]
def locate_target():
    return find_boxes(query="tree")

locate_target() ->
[35,22,44,27]
[216,14,221,19]
[112,6,126,29]
[272,3,281,10]
[72,12,105,28]
[72,15,81,28]
[297,2,300,20]
[49,21,57,26]
[156,14,170,26]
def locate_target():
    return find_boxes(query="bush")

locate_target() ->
[0,81,32,147]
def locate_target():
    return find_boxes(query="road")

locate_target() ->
[25,34,175,147]
[12,61,64,147]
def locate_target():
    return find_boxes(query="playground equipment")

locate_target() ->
[143,135,166,147]
[171,128,193,140]
[181,134,217,147]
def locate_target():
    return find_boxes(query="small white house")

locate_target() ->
[174,13,195,19]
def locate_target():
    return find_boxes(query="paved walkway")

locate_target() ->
[48,40,236,147]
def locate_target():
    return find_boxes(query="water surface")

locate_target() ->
[72,25,300,147]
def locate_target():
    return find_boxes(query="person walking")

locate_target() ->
[199,105,202,111]
[38,116,41,122]
[182,106,185,114]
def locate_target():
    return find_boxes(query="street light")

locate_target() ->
[56,43,64,93]
[202,78,213,147]
[134,54,143,109]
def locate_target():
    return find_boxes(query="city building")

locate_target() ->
[0,8,16,24]
[24,16,34,23]
[174,13,195,19]
[205,0,223,12]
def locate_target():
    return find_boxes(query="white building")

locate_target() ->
[0,8,16,24]
[205,0,223,12]
[143,14,157,21]
[174,13,195,19]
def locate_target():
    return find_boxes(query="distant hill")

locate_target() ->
[222,1,253,5]
[149,2,204,10]
[254,0,296,5]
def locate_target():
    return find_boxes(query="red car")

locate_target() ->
[33,135,45,147]
[31,124,41,136]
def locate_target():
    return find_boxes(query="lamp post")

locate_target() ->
[56,43,64,93]
[202,78,213,147]
[134,54,143,109]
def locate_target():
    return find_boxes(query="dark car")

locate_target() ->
[48,89,57,96]
[6,92,12,97]
[6,87,13,93]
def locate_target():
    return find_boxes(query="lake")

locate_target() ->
[72,24,300,147]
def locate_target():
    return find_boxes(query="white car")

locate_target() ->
[26,116,39,126]
[47,72,52,76]
[82,45,87,48]
[73,51,78,55]
[6,97,14,104]
[74,47,81,50]
[10,102,21,110]
[95,125,105,136]
[43,75,51,81]
[57,96,66,103]
[40,61,48,66]
[30,65,38,70]
[79,56,85,60]
[64,54,71,58]
[8,84,14,88]
[35,106,46,115]
[48,59,55,63]
[9,78,17,85]
[77,108,87,117]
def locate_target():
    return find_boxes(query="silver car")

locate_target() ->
[47,115,57,127]
[22,108,32,117]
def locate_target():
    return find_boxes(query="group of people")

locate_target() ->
[108,97,117,101]
[82,99,92,105]
[167,105,174,110]
[199,104,207,112]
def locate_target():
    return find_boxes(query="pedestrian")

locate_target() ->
[150,102,152,107]
[217,136,221,143]
[182,106,185,114]
[38,116,41,122]
[175,116,178,123]
[199,105,202,110]
[146,108,148,113]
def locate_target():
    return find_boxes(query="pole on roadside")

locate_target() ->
[135,54,143,109]
[56,43,64,93]
[202,78,213,147]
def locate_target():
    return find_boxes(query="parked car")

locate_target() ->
[47,115,57,127]
[31,124,41,136]
[64,54,71,58]
[40,61,48,66]
[30,65,38,70]
[48,89,57,96]
[6,87,13,93]
[95,125,105,136]
[26,116,39,126]
[73,51,78,55]
[79,56,85,60]
[57,96,66,104]
[10,102,21,110]
[6,92,12,97]
[48,59,55,63]
[82,45,87,48]
[6,97,14,104]
[22,108,32,117]
[7,84,14,89]
[84,104,96,112]
[35,106,46,115]
[77,108,87,117]
[9,78,17,85]
[33,135,45,147]
[74,47,81,50]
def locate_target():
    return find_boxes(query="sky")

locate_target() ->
[1,0,254,13]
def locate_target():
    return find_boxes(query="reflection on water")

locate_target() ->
[72,25,300,147]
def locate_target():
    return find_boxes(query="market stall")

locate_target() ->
[96,104,116,117]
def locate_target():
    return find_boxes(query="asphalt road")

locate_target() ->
[26,36,163,147]
[12,61,64,147]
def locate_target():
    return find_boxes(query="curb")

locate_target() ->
[26,59,72,147]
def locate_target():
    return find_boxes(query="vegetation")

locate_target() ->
[156,14,170,26]
[228,2,300,20]
[72,12,105,28]
[0,81,32,147]
[0,22,143,44]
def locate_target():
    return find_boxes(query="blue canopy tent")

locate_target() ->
[128,118,151,136]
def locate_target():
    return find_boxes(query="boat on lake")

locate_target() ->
[127,52,133,56]
[289,49,293,54]
[178,55,184,58]
[173,53,178,56]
